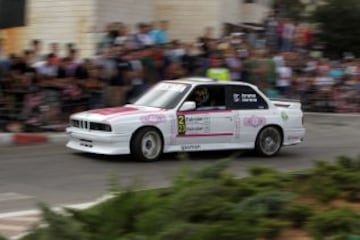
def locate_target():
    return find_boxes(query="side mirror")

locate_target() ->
[179,101,196,112]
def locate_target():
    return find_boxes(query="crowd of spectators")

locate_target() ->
[0,17,360,132]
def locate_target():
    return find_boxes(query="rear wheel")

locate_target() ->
[130,128,163,162]
[255,126,282,157]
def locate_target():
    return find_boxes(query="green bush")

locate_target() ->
[248,166,278,176]
[19,157,360,240]
[154,222,206,240]
[284,204,314,228]
[258,219,290,240]
[307,158,360,202]
[307,207,360,240]
[233,191,296,218]
[200,219,262,240]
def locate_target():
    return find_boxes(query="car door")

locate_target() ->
[225,85,270,146]
[176,85,235,149]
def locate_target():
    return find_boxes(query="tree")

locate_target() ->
[273,0,306,20]
[312,0,360,58]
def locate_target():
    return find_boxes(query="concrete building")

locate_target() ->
[0,0,272,58]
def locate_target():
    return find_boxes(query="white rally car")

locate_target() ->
[66,78,305,161]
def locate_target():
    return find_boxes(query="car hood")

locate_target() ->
[71,105,167,123]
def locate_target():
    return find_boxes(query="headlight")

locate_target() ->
[89,122,112,132]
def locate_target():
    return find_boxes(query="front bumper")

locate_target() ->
[66,127,131,155]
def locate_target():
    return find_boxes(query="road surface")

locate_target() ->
[1,114,360,214]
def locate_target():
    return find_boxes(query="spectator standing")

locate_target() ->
[281,19,296,52]
[265,12,279,51]
[114,24,133,46]
[105,45,133,106]
[224,49,242,81]
[126,49,146,101]
[134,23,154,48]
[49,43,61,65]
[181,43,201,76]
[276,60,293,97]
[30,39,43,65]
[0,38,5,60]
[206,55,230,81]
[36,53,59,78]
[150,20,170,45]
[198,27,216,57]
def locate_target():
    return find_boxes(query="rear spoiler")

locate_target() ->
[270,98,301,103]
[270,98,302,109]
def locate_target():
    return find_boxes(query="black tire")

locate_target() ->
[255,126,283,157]
[130,127,163,162]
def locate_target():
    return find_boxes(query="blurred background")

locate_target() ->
[0,0,359,133]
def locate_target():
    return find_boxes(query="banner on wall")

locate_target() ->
[0,0,26,29]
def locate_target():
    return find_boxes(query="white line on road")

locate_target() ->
[0,193,34,202]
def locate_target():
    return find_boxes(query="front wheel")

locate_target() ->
[130,128,163,162]
[255,126,283,157]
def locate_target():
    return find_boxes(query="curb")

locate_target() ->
[0,133,68,146]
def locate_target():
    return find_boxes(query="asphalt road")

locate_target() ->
[1,114,360,213]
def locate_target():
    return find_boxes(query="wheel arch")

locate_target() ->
[256,124,284,145]
[130,125,165,148]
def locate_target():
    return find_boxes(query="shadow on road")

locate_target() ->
[73,148,301,163]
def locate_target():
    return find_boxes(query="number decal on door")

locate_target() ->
[177,115,186,135]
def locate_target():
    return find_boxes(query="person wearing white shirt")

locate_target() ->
[276,62,292,97]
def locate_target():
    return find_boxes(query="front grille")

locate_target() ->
[71,119,111,132]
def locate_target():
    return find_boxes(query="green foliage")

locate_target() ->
[242,169,293,193]
[284,204,314,228]
[273,0,307,20]
[200,220,262,240]
[312,0,360,57]
[233,191,296,218]
[194,159,231,180]
[19,156,360,240]
[258,218,290,240]
[22,203,90,240]
[249,165,278,176]
[154,222,206,240]
[307,157,360,202]
[307,207,360,240]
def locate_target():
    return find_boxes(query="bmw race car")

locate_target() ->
[66,78,305,161]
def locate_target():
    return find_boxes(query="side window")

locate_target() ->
[226,85,268,110]
[186,85,226,111]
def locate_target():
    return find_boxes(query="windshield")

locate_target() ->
[133,82,191,109]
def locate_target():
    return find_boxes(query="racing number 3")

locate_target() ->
[177,115,186,135]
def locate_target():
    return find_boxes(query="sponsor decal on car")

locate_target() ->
[244,115,266,128]
[181,144,201,151]
[177,115,211,135]
[154,83,187,92]
[281,111,289,121]
[140,114,166,125]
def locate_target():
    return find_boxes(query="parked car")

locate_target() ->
[66,78,305,161]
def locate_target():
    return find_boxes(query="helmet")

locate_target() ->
[194,87,210,105]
